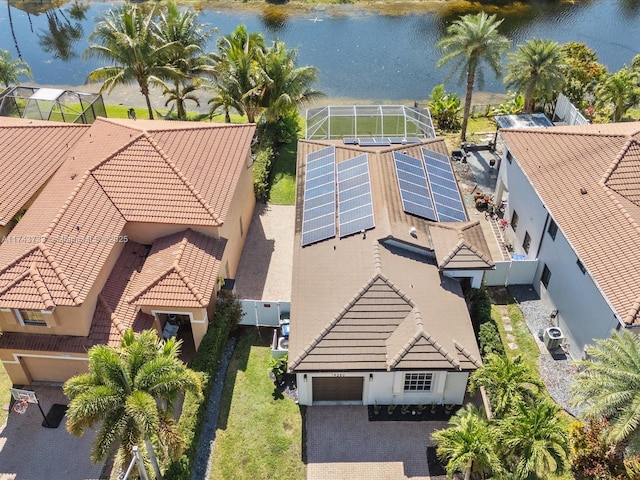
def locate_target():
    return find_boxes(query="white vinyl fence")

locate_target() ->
[239,300,290,326]
[484,259,539,286]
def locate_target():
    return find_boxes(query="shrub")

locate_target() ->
[478,321,505,358]
[163,291,242,479]
[253,145,275,201]
[269,353,288,384]
[569,419,626,479]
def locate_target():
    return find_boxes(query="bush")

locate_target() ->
[269,353,288,384]
[467,285,492,334]
[478,321,505,358]
[569,419,626,479]
[163,291,242,479]
[253,145,275,201]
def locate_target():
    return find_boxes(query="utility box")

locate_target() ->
[543,327,564,350]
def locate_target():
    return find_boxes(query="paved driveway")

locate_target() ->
[306,406,447,480]
[0,385,104,480]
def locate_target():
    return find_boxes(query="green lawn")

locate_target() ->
[208,329,305,480]
[0,363,11,426]
[268,140,297,205]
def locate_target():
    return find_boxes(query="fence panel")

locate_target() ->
[239,300,290,326]
[484,259,539,286]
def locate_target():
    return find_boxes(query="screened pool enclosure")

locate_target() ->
[305,105,436,141]
[0,86,106,124]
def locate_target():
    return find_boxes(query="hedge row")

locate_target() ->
[467,285,505,359]
[163,291,242,479]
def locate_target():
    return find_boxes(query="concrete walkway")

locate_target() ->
[0,385,104,480]
[234,203,295,301]
[306,406,447,480]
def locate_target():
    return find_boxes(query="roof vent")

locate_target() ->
[410,226,417,238]
[580,187,587,195]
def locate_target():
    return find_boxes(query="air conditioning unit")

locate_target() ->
[543,327,564,350]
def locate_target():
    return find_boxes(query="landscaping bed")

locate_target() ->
[367,404,461,422]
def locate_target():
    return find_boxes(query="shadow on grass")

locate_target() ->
[216,328,253,430]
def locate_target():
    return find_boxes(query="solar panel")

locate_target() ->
[422,148,467,222]
[302,146,336,246]
[337,154,375,237]
[393,151,436,221]
[404,137,423,144]
[343,137,358,145]
[358,137,391,147]
[388,137,406,144]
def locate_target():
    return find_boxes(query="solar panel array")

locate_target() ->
[393,151,436,221]
[422,148,468,222]
[337,154,375,237]
[301,146,336,246]
[343,137,423,146]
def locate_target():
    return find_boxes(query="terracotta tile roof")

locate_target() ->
[128,229,226,308]
[290,141,482,372]
[0,241,154,353]
[429,222,494,269]
[0,118,87,226]
[500,122,640,325]
[0,118,255,309]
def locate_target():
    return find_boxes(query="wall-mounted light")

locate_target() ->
[303,374,307,382]
[369,373,373,382]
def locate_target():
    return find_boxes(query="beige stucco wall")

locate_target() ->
[123,223,220,245]
[218,157,255,280]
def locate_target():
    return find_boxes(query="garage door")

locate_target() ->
[21,357,88,383]
[312,376,364,402]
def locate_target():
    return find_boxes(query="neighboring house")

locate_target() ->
[290,139,493,406]
[495,122,640,359]
[0,117,256,384]
[0,117,88,238]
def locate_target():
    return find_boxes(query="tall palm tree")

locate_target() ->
[64,329,202,479]
[437,11,510,141]
[504,38,565,113]
[259,40,323,123]
[432,404,504,480]
[596,68,640,122]
[157,1,216,120]
[469,354,543,418]
[85,3,182,120]
[571,330,640,453]
[499,401,569,479]
[212,25,266,123]
[0,49,32,87]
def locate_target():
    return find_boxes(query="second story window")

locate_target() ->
[511,210,519,230]
[15,309,47,327]
[541,264,552,288]
[547,219,558,240]
[523,231,532,253]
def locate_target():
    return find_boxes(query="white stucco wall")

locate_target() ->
[443,270,483,288]
[296,371,470,406]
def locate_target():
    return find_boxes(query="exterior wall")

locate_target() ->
[217,158,255,280]
[296,370,470,406]
[443,270,484,289]
[535,221,619,358]
[142,306,208,349]
[1,349,88,384]
[123,223,219,245]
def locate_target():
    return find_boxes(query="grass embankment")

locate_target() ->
[208,328,305,480]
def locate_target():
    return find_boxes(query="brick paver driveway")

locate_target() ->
[306,405,447,480]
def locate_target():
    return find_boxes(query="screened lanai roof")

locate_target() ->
[306,105,436,140]
[0,86,106,124]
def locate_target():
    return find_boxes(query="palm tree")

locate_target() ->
[468,354,543,418]
[64,329,202,479]
[84,3,182,120]
[499,401,569,479]
[571,330,640,453]
[437,12,510,141]
[259,40,323,123]
[0,49,32,87]
[157,1,216,120]
[596,68,640,122]
[432,404,504,480]
[504,38,565,113]
[211,25,266,123]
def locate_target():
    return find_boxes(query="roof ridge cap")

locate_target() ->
[127,265,176,304]
[438,241,464,268]
[173,263,207,306]
[601,137,634,185]
[42,172,91,240]
[87,133,146,174]
[453,339,482,368]
[28,263,55,310]
[459,241,494,267]
[372,241,382,272]
[98,293,127,338]
[37,243,82,305]
[0,268,31,296]
[144,133,222,226]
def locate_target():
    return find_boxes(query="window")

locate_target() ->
[547,219,558,240]
[403,373,433,392]
[506,151,513,164]
[577,259,586,274]
[511,210,519,230]
[541,264,552,288]
[15,309,47,326]
[523,231,532,253]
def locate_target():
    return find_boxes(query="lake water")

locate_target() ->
[0,0,639,101]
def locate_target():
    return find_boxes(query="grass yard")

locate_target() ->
[0,363,11,426]
[208,328,305,480]
[268,140,297,205]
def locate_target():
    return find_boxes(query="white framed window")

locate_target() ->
[15,309,48,327]
[403,373,433,392]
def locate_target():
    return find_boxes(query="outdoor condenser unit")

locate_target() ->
[543,327,564,350]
